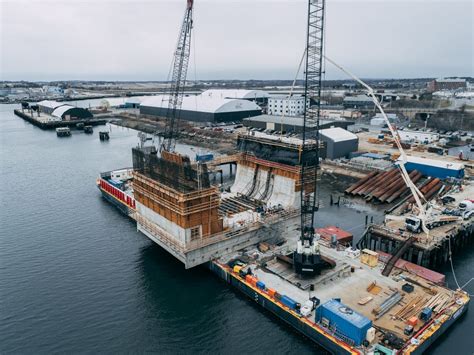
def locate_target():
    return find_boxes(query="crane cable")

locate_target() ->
[323,55,430,236]
[279,48,307,140]
[447,235,474,296]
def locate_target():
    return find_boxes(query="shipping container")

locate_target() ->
[280,295,298,310]
[256,281,265,290]
[316,299,372,346]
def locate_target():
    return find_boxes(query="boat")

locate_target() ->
[99,131,110,141]
[96,168,135,217]
[56,127,71,137]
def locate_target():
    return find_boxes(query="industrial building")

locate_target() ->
[427,78,467,93]
[200,89,270,105]
[267,95,309,116]
[37,100,93,120]
[398,130,439,144]
[400,156,464,179]
[319,127,359,159]
[140,94,262,122]
[242,114,353,133]
[343,95,375,109]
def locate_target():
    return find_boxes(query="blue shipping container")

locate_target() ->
[256,281,265,290]
[280,295,298,310]
[404,162,464,179]
[316,299,372,346]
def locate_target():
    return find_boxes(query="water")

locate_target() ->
[1,103,472,354]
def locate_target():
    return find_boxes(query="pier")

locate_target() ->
[14,109,107,130]
[358,221,474,268]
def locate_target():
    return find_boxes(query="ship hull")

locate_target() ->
[98,186,133,218]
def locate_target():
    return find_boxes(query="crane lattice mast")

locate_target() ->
[293,0,326,275]
[162,0,194,153]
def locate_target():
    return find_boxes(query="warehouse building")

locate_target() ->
[427,78,467,93]
[201,89,270,105]
[51,105,93,120]
[37,100,64,115]
[140,94,262,123]
[319,127,359,159]
[343,95,375,109]
[37,100,93,120]
[243,115,353,133]
[399,156,464,179]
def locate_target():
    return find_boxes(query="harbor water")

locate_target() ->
[1,103,472,354]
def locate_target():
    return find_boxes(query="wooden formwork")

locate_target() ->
[133,172,223,237]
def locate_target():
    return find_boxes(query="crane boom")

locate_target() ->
[293,0,327,276]
[162,0,194,153]
[324,56,429,234]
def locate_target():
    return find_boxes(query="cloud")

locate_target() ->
[0,0,472,81]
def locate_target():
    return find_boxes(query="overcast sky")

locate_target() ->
[1,0,472,81]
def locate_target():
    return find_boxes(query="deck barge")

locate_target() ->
[96,133,469,354]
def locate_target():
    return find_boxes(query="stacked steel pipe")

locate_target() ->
[346,169,446,205]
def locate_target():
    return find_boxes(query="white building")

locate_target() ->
[267,95,309,116]
[398,130,439,144]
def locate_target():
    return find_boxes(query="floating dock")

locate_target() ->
[14,109,106,130]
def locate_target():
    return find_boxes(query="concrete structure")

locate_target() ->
[398,130,439,144]
[343,95,375,109]
[243,114,352,133]
[267,95,309,116]
[319,127,358,159]
[140,94,262,122]
[427,78,467,93]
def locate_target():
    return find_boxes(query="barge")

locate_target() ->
[96,133,469,354]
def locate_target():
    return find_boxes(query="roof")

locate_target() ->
[51,105,76,118]
[269,95,306,101]
[244,114,347,128]
[343,95,373,102]
[248,131,316,146]
[37,100,65,110]
[201,89,270,99]
[399,155,464,171]
[141,94,261,114]
[320,299,371,328]
[319,127,358,142]
[436,78,466,83]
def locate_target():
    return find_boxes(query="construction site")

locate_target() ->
[95,0,472,354]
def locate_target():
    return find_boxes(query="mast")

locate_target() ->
[162,0,194,153]
[293,0,326,276]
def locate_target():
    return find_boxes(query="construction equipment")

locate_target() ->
[324,56,432,236]
[161,0,194,153]
[293,0,327,276]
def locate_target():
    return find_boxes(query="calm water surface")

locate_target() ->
[0,103,471,354]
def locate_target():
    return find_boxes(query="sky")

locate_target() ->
[0,0,472,81]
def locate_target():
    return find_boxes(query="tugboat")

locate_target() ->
[56,127,71,137]
[99,131,110,141]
